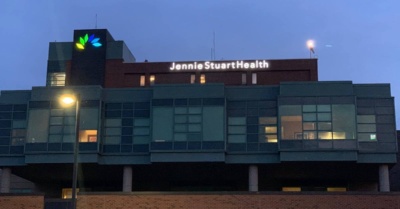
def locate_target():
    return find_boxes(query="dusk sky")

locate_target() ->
[1,1,399,126]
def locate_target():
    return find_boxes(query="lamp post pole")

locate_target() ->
[71,95,80,209]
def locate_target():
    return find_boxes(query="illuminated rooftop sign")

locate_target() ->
[169,60,269,71]
[75,34,102,50]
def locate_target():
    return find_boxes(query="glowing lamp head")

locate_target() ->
[307,40,315,49]
[59,94,77,107]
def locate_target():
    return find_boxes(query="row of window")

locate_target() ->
[138,73,258,86]
[47,72,259,87]
[1,103,394,147]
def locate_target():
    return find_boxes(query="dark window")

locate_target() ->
[122,103,134,109]
[203,98,224,106]
[29,101,50,109]
[13,105,27,111]
[105,103,122,110]
[122,118,133,126]
[175,99,188,106]
[227,101,246,109]
[105,110,121,118]
[188,99,202,106]
[121,136,133,144]
[122,110,134,117]
[13,112,27,119]
[81,100,100,108]
[134,110,150,117]
[0,112,12,120]
[0,129,11,137]
[152,99,173,106]
[135,102,150,109]
[0,120,11,128]
[0,105,12,111]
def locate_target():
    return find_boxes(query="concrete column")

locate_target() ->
[248,165,258,192]
[122,166,132,192]
[379,164,390,192]
[0,168,11,193]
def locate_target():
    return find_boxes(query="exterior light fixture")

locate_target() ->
[59,93,80,209]
[59,94,77,107]
[307,40,315,58]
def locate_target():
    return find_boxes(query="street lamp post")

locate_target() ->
[60,94,80,209]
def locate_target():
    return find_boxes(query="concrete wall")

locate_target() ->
[0,194,44,209]
[77,192,400,209]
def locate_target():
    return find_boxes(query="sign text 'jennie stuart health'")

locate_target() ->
[169,60,269,71]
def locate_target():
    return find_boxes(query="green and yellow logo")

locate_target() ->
[76,34,102,50]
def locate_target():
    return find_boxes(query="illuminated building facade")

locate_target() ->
[0,29,397,197]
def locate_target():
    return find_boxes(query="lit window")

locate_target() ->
[47,72,66,86]
[318,131,333,140]
[62,188,79,199]
[282,187,301,192]
[242,73,247,85]
[190,74,196,84]
[140,75,145,86]
[200,74,206,84]
[79,130,97,142]
[265,126,277,134]
[265,135,278,143]
[280,104,355,140]
[327,187,347,192]
[252,73,257,84]
[150,75,155,85]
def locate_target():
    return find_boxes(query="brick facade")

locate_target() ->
[104,59,318,88]
[0,194,44,209]
[77,192,400,209]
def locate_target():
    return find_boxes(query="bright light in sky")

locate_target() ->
[307,40,315,49]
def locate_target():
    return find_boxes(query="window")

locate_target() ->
[280,104,355,140]
[61,188,79,199]
[190,74,196,84]
[227,100,278,150]
[27,109,50,143]
[200,74,206,84]
[332,105,355,139]
[280,105,302,140]
[47,72,66,86]
[357,115,377,141]
[259,117,278,143]
[47,107,100,144]
[173,107,202,141]
[104,102,151,149]
[228,117,246,143]
[79,130,97,142]
[150,75,155,86]
[11,129,26,145]
[252,73,257,84]
[242,73,247,85]
[140,75,145,86]
[282,187,301,192]
[327,187,347,192]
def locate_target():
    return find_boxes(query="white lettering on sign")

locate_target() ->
[169,60,269,71]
